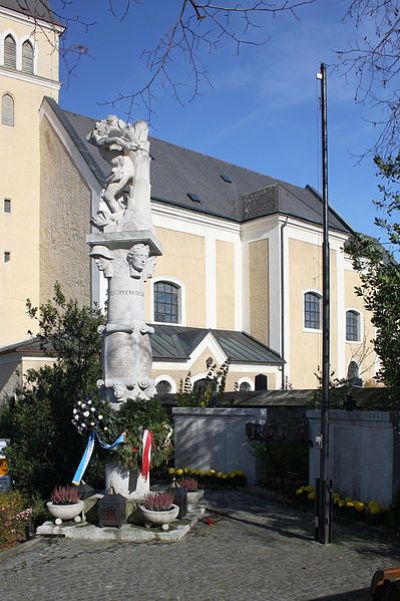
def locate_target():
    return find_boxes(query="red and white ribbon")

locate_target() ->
[141,429,153,481]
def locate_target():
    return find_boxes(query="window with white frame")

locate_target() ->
[346,310,361,342]
[4,35,16,69]
[1,94,14,126]
[22,40,34,74]
[156,380,172,394]
[304,291,321,329]
[154,281,180,323]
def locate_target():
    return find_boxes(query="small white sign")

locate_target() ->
[0,438,9,458]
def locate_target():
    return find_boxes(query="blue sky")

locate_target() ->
[58,1,388,238]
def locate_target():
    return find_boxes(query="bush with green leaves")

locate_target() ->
[0,284,173,497]
[176,360,231,407]
[345,154,400,403]
[0,284,105,497]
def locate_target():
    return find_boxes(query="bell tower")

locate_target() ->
[0,1,63,346]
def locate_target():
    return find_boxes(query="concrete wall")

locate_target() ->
[307,410,395,506]
[173,407,267,485]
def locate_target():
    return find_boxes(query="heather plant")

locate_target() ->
[50,485,81,505]
[179,477,199,492]
[144,492,174,512]
[0,490,32,549]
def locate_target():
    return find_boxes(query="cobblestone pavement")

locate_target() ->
[1,490,399,601]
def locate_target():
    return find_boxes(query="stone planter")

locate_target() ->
[47,501,83,525]
[140,504,179,529]
[105,460,149,500]
[187,489,204,509]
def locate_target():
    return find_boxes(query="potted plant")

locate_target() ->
[47,486,83,525]
[140,492,179,530]
[179,477,204,508]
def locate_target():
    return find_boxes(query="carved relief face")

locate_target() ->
[127,244,150,277]
[113,384,125,400]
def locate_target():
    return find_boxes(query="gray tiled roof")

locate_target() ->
[0,327,284,365]
[44,97,352,233]
[152,325,284,365]
[0,0,60,24]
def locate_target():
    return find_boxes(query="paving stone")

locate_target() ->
[1,490,399,601]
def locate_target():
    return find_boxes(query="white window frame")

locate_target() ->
[1,30,17,69]
[345,308,363,343]
[303,288,322,333]
[154,375,177,394]
[1,92,15,126]
[20,36,36,75]
[151,276,186,325]
[237,377,254,391]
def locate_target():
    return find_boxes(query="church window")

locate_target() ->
[1,94,14,126]
[156,380,172,395]
[4,35,16,69]
[346,310,361,342]
[4,199,11,213]
[22,41,34,74]
[154,281,180,323]
[304,291,321,329]
[4,251,11,263]
[239,381,251,392]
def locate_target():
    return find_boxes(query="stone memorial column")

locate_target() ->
[86,116,162,499]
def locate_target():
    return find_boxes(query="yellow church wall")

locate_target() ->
[288,239,338,389]
[39,116,91,305]
[152,227,206,327]
[0,79,59,346]
[249,239,269,345]
[0,10,60,347]
[344,268,377,383]
[216,240,235,329]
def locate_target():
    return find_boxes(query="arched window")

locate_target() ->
[304,292,321,329]
[154,281,180,323]
[156,380,172,395]
[4,35,16,69]
[255,374,268,391]
[1,94,14,126]
[22,40,34,74]
[347,360,359,381]
[239,381,251,392]
[346,310,360,341]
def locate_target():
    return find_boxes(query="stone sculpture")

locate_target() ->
[87,115,162,411]
[87,116,153,233]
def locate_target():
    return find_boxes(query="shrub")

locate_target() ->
[144,492,174,511]
[0,490,32,549]
[179,477,199,491]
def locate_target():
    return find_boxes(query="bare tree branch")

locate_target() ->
[336,0,400,158]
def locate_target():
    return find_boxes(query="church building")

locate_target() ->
[0,0,378,399]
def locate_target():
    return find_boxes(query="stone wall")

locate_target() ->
[173,407,267,485]
[307,409,396,506]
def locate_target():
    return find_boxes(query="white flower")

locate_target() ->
[73,408,78,414]
[83,411,89,418]
[77,401,82,406]
[98,415,103,420]
[90,407,96,413]
[82,423,87,429]
[104,426,108,431]
[90,422,95,427]
[88,400,92,405]
[81,403,86,409]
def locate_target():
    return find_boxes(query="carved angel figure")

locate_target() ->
[87,116,151,232]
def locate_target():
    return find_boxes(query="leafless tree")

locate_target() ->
[336,0,400,158]
[14,0,316,118]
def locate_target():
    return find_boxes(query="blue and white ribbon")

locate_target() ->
[72,431,126,486]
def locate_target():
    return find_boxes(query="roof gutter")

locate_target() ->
[280,217,288,389]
